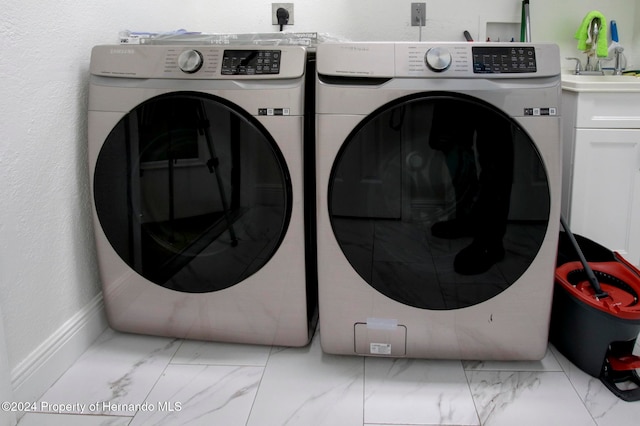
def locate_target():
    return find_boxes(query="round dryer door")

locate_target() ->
[329,93,550,309]
[94,92,292,293]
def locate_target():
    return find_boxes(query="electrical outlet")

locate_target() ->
[411,2,426,27]
[272,3,294,26]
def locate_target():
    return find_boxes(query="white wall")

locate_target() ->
[0,0,638,398]
[635,1,640,66]
[0,308,16,425]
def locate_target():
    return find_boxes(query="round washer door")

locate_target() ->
[329,93,551,309]
[94,92,292,293]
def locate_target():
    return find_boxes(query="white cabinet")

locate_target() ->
[569,128,640,263]
[562,83,640,266]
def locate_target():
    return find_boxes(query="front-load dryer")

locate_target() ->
[89,44,316,346]
[316,42,561,359]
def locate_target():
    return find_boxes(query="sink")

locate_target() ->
[562,70,640,92]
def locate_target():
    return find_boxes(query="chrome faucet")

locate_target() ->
[566,57,583,75]
[566,57,604,76]
[613,46,625,76]
[585,54,601,72]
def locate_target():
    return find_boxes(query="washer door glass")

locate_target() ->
[94,92,292,293]
[329,94,550,309]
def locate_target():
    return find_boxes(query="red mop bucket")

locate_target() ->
[551,220,640,402]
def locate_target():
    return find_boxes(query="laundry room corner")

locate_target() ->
[0,0,274,408]
[1,1,110,404]
[1,0,639,420]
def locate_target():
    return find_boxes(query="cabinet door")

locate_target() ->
[569,128,640,266]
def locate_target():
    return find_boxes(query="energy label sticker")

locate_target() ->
[370,343,392,355]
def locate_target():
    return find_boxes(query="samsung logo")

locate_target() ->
[340,45,369,52]
[110,48,135,55]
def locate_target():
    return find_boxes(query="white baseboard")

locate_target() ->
[11,293,108,403]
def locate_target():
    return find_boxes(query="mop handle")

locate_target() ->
[560,216,609,299]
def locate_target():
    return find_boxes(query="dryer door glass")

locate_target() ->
[329,94,550,309]
[94,93,292,293]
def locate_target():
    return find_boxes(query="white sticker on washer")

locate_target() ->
[370,343,392,355]
[366,317,398,330]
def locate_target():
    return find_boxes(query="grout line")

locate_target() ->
[362,355,366,426]
[548,344,599,425]
[462,361,482,426]
[243,344,274,425]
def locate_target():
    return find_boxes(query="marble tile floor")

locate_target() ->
[18,327,640,426]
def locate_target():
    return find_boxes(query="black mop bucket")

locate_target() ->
[550,218,640,402]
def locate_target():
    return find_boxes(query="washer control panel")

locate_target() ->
[221,50,281,75]
[472,46,537,73]
[90,45,304,79]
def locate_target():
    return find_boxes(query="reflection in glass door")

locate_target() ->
[329,94,550,309]
[94,92,292,293]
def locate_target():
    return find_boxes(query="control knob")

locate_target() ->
[425,47,452,72]
[178,50,203,73]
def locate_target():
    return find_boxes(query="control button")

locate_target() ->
[178,50,204,73]
[425,47,452,72]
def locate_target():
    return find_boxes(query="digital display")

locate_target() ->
[472,46,537,74]
[221,50,281,75]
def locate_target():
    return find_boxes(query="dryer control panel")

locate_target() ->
[395,43,554,77]
[317,42,559,79]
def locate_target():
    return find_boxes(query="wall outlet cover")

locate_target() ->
[411,2,426,27]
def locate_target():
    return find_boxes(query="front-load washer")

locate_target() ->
[316,42,561,359]
[89,44,316,346]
